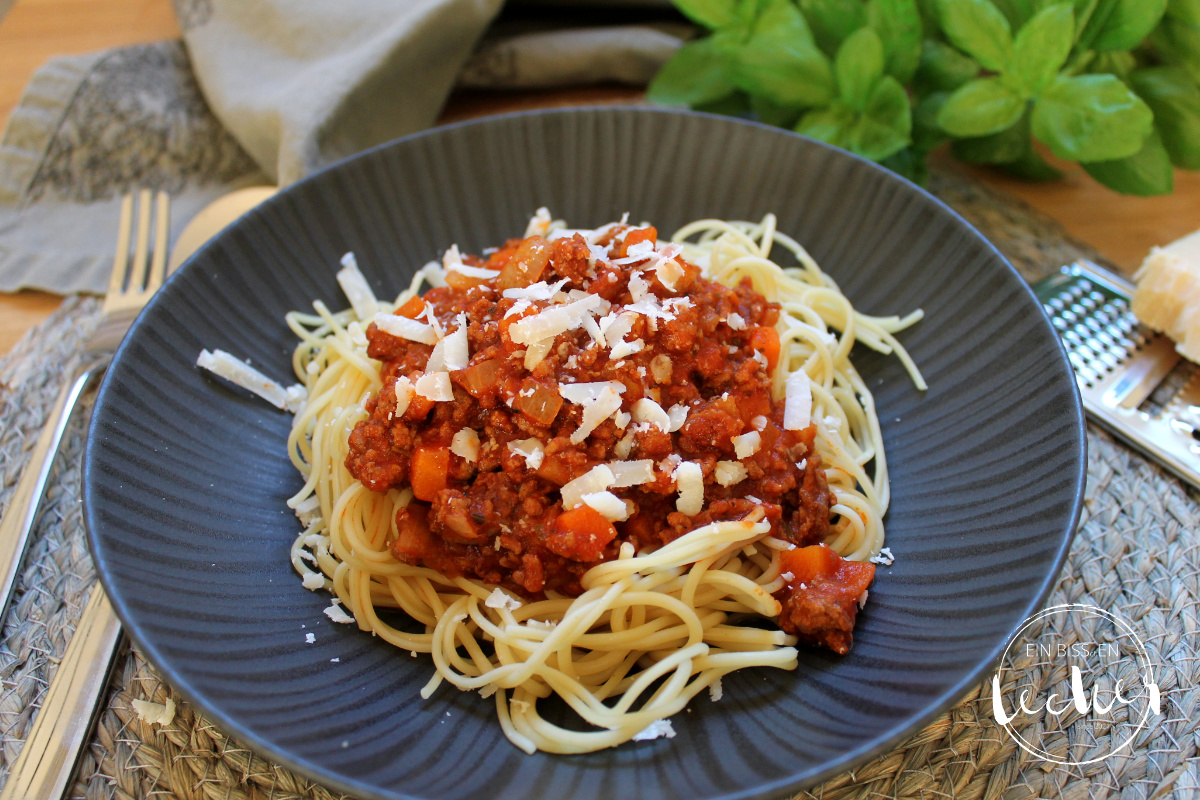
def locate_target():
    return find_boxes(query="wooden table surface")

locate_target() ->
[1,0,1197,356]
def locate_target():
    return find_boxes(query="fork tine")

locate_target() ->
[147,190,170,291]
[127,188,153,293]
[107,194,133,296]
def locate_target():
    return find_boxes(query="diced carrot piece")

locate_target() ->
[737,392,773,425]
[780,544,840,585]
[749,326,781,373]
[395,296,426,319]
[548,505,618,562]
[410,445,450,502]
[617,226,658,257]
[836,560,876,596]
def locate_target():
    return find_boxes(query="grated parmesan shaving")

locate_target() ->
[608,459,654,487]
[508,294,609,345]
[132,698,176,726]
[631,398,670,433]
[524,207,553,238]
[197,349,288,408]
[508,438,545,470]
[582,490,630,521]
[451,428,480,463]
[324,603,355,624]
[870,547,895,566]
[726,312,747,331]
[632,719,676,741]
[784,371,813,430]
[373,312,437,345]
[294,495,322,526]
[672,461,704,516]
[561,465,615,510]
[732,431,761,459]
[485,588,522,611]
[393,375,415,416]
[609,337,644,360]
[302,572,325,590]
[336,252,379,321]
[714,461,749,487]
[667,403,688,432]
[503,278,568,300]
[426,314,470,372]
[414,372,454,401]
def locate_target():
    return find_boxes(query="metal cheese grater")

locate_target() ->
[1033,259,1200,491]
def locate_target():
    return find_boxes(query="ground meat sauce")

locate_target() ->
[346,224,872,653]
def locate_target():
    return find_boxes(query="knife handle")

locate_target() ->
[0,364,100,625]
[0,585,123,800]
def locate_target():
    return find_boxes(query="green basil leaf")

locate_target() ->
[795,104,858,149]
[1089,0,1167,50]
[936,0,1014,71]
[937,76,1026,135]
[912,92,951,152]
[990,0,1035,26]
[1082,129,1174,194]
[1129,66,1200,168]
[952,106,1034,161]
[917,0,942,29]
[799,0,868,55]
[1149,17,1200,85]
[695,92,753,117]
[674,0,740,29]
[998,147,1065,179]
[1077,0,1118,47]
[1167,0,1200,25]
[837,28,886,110]
[647,37,738,107]
[848,75,914,160]
[868,0,924,82]
[915,40,981,91]
[1089,50,1137,78]
[732,0,836,108]
[881,147,931,184]
[750,94,804,128]
[1011,4,1075,95]
[1031,73,1154,160]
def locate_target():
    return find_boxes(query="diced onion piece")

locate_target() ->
[415,372,454,401]
[561,465,615,510]
[497,235,552,290]
[197,349,287,408]
[513,381,563,425]
[373,312,437,345]
[732,431,761,459]
[784,370,813,430]
[672,461,704,516]
[337,253,379,321]
[569,384,625,444]
[608,459,655,487]
[667,404,688,432]
[582,490,630,522]
[451,429,480,463]
[508,438,545,470]
[631,398,670,433]
[509,294,609,345]
[714,461,749,487]
[458,359,502,398]
[394,375,415,415]
[524,339,554,370]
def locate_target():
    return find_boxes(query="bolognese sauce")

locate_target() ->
[345,222,873,653]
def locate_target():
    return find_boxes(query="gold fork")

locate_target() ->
[0,190,168,800]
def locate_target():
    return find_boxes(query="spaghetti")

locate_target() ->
[280,214,923,753]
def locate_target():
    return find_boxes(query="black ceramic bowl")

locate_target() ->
[84,107,1085,800]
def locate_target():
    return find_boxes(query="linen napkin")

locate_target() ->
[0,0,687,295]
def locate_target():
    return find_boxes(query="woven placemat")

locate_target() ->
[0,165,1194,800]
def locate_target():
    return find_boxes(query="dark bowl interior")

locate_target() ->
[84,107,1085,800]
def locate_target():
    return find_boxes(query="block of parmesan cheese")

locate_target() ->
[1132,229,1200,362]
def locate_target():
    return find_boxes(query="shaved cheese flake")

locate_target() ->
[560,380,626,405]
[732,431,761,459]
[612,410,631,430]
[652,244,685,290]
[524,207,553,238]
[197,349,288,408]
[614,430,636,459]
[631,398,670,433]
[486,587,523,611]
[426,316,470,372]
[609,337,644,360]
[503,278,569,300]
[373,312,437,345]
[393,375,415,416]
[284,384,308,414]
[726,312,747,331]
[337,252,379,321]
[599,311,636,344]
[714,461,749,487]
[451,428,480,462]
[628,272,651,302]
[505,298,532,318]
[508,438,545,470]
[650,354,673,383]
[561,465,615,510]
[710,678,723,702]
[325,603,355,624]
[672,462,704,516]
[524,338,554,370]
[509,294,608,345]
[132,698,176,726]
[582,490,630,522]
[751,415,769,431]
[612,239,656,264]
[608,459,655,487]
[302,571,325,590]
[632,719,676,741]
[667,403,688,432]
[582,315,605,346]
[294,495,322,526]
[415,372,454,402]
[443,244,498,278]
[784,371,813,430]
[572,384,624,444]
